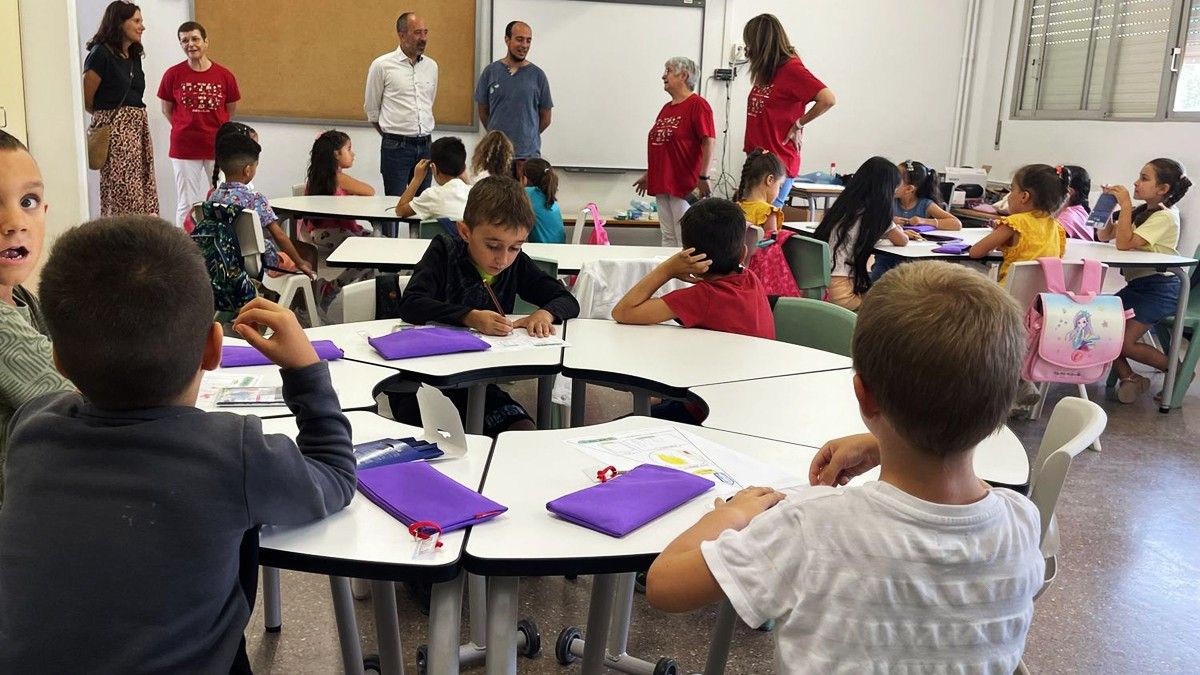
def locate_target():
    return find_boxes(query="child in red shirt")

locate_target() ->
[613,198,774,422]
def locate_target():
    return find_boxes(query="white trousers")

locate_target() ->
[171,158,215,228]
[655,194,690,247]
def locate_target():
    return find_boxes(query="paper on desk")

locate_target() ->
[567,426,803,494]
[198,373,261,406]
[478,328,568,352]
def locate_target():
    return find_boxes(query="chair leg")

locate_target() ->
[1028,382,1051,420]
[299,281,322,327]
[1076,384,1101,452]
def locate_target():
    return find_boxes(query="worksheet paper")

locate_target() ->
[197,373,261,406]
[478,328,568,352]
[567,426,804,494]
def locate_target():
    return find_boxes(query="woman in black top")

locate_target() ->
[83,1,158,217]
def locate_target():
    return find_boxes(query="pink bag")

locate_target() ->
[1022,257,1130,384]
[747,230,801,297]
[585,203,610,246]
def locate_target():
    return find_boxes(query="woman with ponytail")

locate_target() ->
[968,163,1068,285]
[1097,158,1192,403]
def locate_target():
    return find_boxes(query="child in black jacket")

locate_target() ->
[393,175,580,436]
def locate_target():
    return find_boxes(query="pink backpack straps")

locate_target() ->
[1038,257,1068,294]
[1078,258,1103,295]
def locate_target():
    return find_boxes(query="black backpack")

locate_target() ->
[191,201,258,315]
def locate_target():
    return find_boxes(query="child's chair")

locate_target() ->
[1149,244,1200,409]
[1004,260,1108,448]
[340,274,410,323]
[781,232,832,299]
[772,297,856,357]
[1015,397,1107,673]
[234,210,322,327]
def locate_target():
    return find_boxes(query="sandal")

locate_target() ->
[1116,375,1150,404]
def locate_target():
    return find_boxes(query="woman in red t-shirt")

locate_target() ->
[742,14,836,208]
[634,57,716,247]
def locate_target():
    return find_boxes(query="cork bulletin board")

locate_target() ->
[195,0,478,126]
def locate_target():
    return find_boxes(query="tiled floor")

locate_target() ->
[248,370,1200,674]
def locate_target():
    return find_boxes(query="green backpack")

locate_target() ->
[191,201,258,316]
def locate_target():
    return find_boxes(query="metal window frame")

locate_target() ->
[1012,0,1200,122]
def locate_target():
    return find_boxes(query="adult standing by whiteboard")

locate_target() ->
[365,12,437,196]
[157,21,240,228]
[742,14,836,208]
[82,1,158,217]
[474,21,553,177]
[633,57,715,247]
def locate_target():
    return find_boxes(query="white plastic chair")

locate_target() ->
[234,210,322,327]
[571,207,592,245]
[1016,397,1107,673]
[1004,260,1108,450]
[340,275,410,323]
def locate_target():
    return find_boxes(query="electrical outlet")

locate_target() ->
[713,68,734,82]
[730,43,746,63]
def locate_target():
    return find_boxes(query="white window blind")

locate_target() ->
[1018,0,1179,118]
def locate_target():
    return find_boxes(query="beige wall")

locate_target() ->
[0,0,28,144]
[17,0,90,287]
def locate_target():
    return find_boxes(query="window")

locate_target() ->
[1015,0,1200,120]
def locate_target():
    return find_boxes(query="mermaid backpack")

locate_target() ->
[1021,257,1131,384]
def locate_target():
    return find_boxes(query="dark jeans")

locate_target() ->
[381,134,432,196]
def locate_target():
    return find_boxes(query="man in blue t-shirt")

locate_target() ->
[474,21,553,173]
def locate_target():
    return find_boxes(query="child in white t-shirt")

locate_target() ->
[647,261,1045,674]
[395,136,472,222]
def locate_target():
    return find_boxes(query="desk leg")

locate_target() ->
[702,600,738,675]
[1161,266,1190,413]
[632,390,651,417]
[581,574,618,675]
[370,580,405,675]
[570,378,588,427]
[607,572,637,656]
[484,577,519,675]
[263,566,282,631]
[466,383,487,435]
[469,573,488,650]
[427,573,465,675]
[329,576,366,675]
[537,375,554,429]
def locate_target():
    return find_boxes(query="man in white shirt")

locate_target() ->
[646,262,1046,674]
[364,12,438,196]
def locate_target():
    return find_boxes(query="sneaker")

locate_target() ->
[1016,380,1042,407]
[1116,375,1150,404]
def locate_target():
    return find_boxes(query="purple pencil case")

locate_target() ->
[357,460,506,533]
[368,326,490,360]
[921,233,963,243]
[932,242,972,255]
[904,224,936,233]
[546,464,714,538]
[221,340,344,367]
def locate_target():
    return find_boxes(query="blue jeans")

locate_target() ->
[773,176,796,208]
[380,134,432,196]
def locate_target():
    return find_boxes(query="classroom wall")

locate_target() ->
[69,0,978,222]
[962,0,1200,257]
[18,0,90,288]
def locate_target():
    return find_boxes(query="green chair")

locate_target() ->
[514,256,560,315]
[781,232,832,299]
[418,218,458,239]
[772,296,857,357]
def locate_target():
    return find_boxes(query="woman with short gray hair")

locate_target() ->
[634,57,716,247]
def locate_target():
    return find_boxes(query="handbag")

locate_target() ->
[585,203,610,246]
[545,464,713,538]
[1022,257,1130,384]
[86,49,134,170]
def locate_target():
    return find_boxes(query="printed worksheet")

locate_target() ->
[197,373,261,406]
[479,328,568,352]
[567,426,803,492]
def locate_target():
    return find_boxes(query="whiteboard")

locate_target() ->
[490,0,705,169]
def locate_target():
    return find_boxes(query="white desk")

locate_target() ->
[259,412,494,675]
[326,236,680,274]
[560,319,852,423]
[305,320,564,433]
[694,369,1031,488]
[197,338,399,418]
[465,417,813,675]
[269,195,410,237]
[787,182,844,214]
